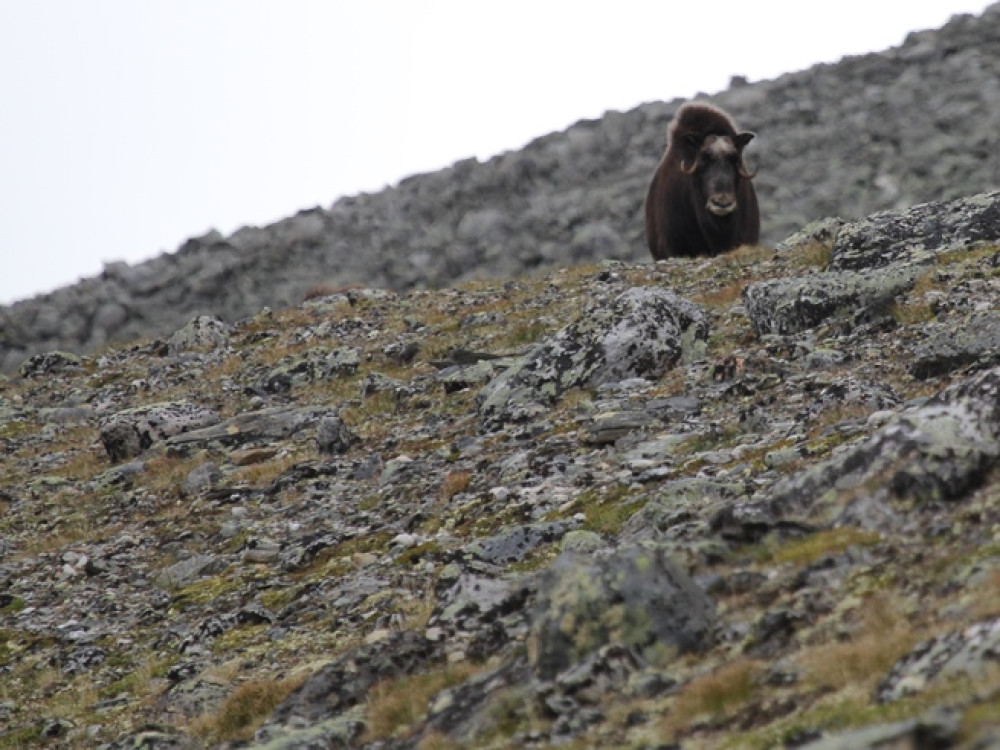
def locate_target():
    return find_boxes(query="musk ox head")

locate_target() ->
[677,125,755,218]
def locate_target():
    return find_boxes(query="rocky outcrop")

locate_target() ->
[527,544,717,679]
[478,287,708,430]
[1,4,1000,372]
[3,189,1000,747]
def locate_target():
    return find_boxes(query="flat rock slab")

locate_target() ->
[581,409,663,445]
[164,406,326,449]
[19,351,85,378]
[464,521,576,565]
[100,401,221,462]
[794,708,959,750]
[154,553,224,590]
[877,616,1000,703]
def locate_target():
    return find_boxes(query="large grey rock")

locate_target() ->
[18,350,84,378]
[479,287,708,430]
[99,728,203,750]
[315,415,359,455]
[830,190,1000,271]
[910,312,1000,379]
[261,347,360,393]
[166,314,232,355]
[99,401,221,462]
[742,264,921,336]
[164,406,326,449]
[526,544,716,679]
[255,631,435,743]
[154,553,224,589]
[464,521,575,565]
[794,707,959,750]
[716,365,1000,536]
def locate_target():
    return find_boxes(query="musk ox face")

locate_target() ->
[680,132,755,218]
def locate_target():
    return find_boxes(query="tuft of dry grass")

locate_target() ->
[440,471,473,501]
[796,592,918,692]
[231,451,309,487]
[763,527,882,567]
[363,664,482,742]
[724,244,777,268]
[190,676,304,743]
[661,658,763,738]
[796,240,834,269]
[968,568,1000,621]
[415,729,466,750]
[696,279,746,309]
[15,512,98,558]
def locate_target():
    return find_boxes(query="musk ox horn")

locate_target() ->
[680,156,700,175]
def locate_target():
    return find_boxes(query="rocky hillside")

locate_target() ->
[2,189,1000,748]
[1,4,999,373]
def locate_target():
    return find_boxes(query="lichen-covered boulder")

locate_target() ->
[479,287,708,430]
[715,365,1000,537]
[316,414,359,455]
[526,544,716,680]
[830,190,1000,271]
[18,350,84,378]
[792,708,959,750]
[261,347,360,393]
[742,264,921,336]
[99,401,221,462]
[166,314,232,355]
[164,406,325,450]
[910,312,1000,379]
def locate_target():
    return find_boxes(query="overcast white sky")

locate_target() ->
[0,1,994,304]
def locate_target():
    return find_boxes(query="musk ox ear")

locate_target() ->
[735,131,755,150]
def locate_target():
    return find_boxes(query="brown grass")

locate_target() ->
[190,676,305,743]
[796,592,918,691]
[661,658,763,738]
[792,240,834,269]
[363,664,482,742]
[723,244,776,268]
[415,730,466,750]
[231,451,308,487]
[968,568,1000,620]
[695,279,746,309]
[440,471,473,501]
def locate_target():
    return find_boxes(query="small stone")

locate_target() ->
[391,533,418,549]
[317,415,359,455]
[364,629,393,645]
[230,447,278,466]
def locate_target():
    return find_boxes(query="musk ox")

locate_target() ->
[645,102,759,259]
